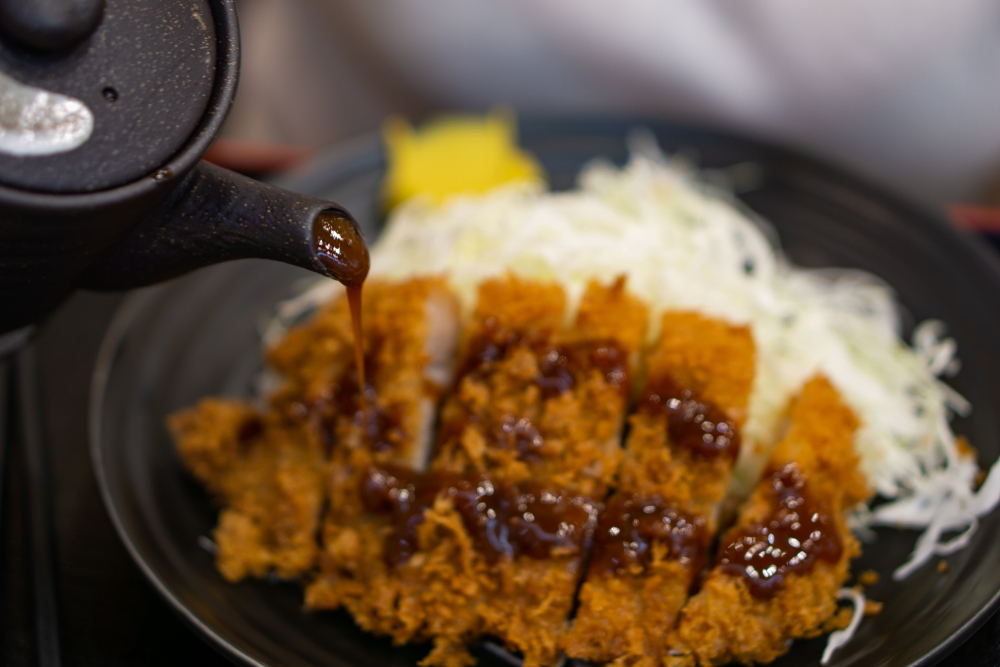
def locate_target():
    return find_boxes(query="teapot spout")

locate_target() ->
[77,161,369,290]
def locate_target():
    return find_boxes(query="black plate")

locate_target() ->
[91,118,1000,667]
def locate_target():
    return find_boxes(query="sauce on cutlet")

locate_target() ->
[590,494,709,578]
[458,323,630,399]
[361,465,599,567]
[639,375,739,460]
[332,369,405,453]
[718,462,842,599]
[435,328,630,463]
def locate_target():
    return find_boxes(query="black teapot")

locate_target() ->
[0,0,368,339]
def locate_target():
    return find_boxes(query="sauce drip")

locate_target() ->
[346,285,366,401]
[590,494,707,578]
[718,462,842,599]
[360,465,598,567]
[313,208,370,409]
[639,375,738,460]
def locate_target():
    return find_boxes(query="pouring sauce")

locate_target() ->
[346,286,366,400]
[313,209,370,399]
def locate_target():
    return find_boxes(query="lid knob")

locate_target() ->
[0,0,104,52]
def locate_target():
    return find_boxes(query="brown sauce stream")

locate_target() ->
[361,465,599,567]
[346,285,366,401]
[313,209,370,408]
[718,462,842,599]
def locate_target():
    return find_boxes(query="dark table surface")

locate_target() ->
[4,259,1000,667]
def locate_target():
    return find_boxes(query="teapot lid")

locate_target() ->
[0,0,215,194]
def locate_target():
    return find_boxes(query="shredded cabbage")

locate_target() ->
[821,588,867,664]
[284,135,999,609]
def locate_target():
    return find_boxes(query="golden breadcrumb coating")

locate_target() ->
[647,311,756,426]
[309,276,648,667]
[433,276,646,495]
[169,398,259,495]
[172,277,877,667]
[169,278,458,583]
[307,445,485,667]
[471,273,566,339]
[564,313,755,665]
[572,275,649,354]
[673,376,869,666]
[769,376,869,508]
[616,311,755,512]
[169,401,325,581]
[268,277,459,469]
[472,277,647,664]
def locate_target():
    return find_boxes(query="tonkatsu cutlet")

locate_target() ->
[307,275,647,667]
[462,276,648,666]
[434,275,646,497]
[169,278,459,583]
[169,399,326,581]
[673,376,870,666]
[563,312,755,665]
[269,277,460,471]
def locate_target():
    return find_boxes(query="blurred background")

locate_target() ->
[222,0,1000,212]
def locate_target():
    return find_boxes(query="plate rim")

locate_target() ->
[89,282,274,667]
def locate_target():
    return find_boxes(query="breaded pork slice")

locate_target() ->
[169,277,459,584]
[170,399,326,582]
[673,376,869,666]
[563,312,755,666]
[472,277,648,666]
[268,277,460,471]
[434,275,648,495]
[307,276,648,667]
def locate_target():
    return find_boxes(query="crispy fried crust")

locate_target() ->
[169,398,259,495]
[676,558,857,666]
[172,281,876,667]
[673,376,868,666]
[308,276,648,667]
[307,472,487,667]
[169,401,326,581]
[170,278,458,583]
[211,421,327,581]
[472,274,567,338]
[647,311,756,426]
[473,278,648,664]
[572,275,649,353]
[433,276,646,495]
[301,277,463,625]
[564,313,755,665]
[769,376,869,509]
[269,278,459,469]
[618,311,755,514]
